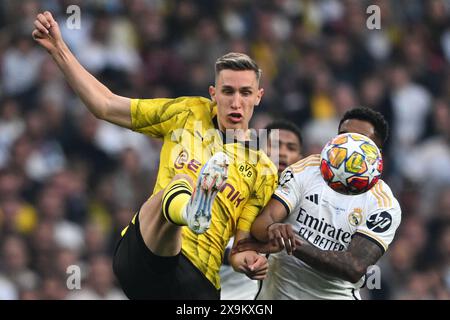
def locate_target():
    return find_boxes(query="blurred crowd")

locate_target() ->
[0,0,449,300]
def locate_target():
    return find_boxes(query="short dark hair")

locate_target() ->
[338,107,389,146]
[215,52,262,82]
[265,120,303,147]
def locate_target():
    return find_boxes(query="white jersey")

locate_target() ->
[257,155,401,300]
[220,238,258,300]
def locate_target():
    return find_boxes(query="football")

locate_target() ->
[320,133,383,195]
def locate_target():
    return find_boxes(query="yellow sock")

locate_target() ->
[161,179,193,226]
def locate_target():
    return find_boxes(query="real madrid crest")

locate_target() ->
[348,208,363,227]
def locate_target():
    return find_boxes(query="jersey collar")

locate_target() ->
[212,116,261,151]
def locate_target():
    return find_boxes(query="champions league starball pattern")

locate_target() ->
[320,133,383,195]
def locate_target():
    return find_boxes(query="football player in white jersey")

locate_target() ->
[220,121,304,299]
[234,107,401,300]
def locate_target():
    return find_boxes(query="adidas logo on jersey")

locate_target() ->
[305,194,319,205]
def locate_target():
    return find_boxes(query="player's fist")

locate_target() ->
[32,11,63,53]
[241,253,268,281]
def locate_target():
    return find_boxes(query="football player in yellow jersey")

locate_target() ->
[32,12,277,299]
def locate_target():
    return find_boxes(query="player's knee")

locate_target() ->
[171,174,194,188]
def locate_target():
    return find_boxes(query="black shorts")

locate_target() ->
[112,212,220,300]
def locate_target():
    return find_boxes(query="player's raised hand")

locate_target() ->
[32,11,63,53]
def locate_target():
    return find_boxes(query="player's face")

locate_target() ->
[338,119,382,148]
[209,69,264,132]
[268,129,303,174]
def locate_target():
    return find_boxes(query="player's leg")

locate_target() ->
[112,173,212,299]
[137,175,191,257]
[113,212,220,299]
[139,151,229,256]
[113,152,229,299]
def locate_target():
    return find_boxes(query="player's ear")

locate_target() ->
[255,88,264,106]
[209,85,216,102]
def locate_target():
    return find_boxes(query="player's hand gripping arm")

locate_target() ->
[235,198,383,283]
[232,199,296,255]
[236,230,382,283]
[32,11,131,128]
[228,230,269,280]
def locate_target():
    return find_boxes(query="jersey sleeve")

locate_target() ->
[272,167,302,215]
[237,164,278,233]
[355,198,402,254]
[130,97,209,138]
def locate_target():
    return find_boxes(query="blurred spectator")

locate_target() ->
[77,12,141,74]
[22,110,66,182]
[66,255,126,300]
[0,235,39,292]
[388,64,432,157]
[83,220,108,260]
[37,184,84,251]
[1,33,44,97]
[38,275,68,300]
[112,147,155,209]
[401,98,450,215]
[0,98,25,168]
[0,275,18,300]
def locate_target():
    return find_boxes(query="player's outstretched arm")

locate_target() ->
[235,226,383,283]
[32,11,131,128]
[293,234,383,283]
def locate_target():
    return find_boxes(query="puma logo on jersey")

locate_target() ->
[305,194,319,205]
[221,183,246,208]
[173,154,246,208]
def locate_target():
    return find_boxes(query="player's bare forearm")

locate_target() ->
[230,229,251,272]
[294,234,383,283]
[50,42,112,115]
[51,44,131,127]
[250,198,289,242]
[250,214,274,242]
[33,11,132,128]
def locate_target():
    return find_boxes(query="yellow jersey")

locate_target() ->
[128,96,278,289]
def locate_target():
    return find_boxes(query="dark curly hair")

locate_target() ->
[265,120,303,147]
[338,107,389,147]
